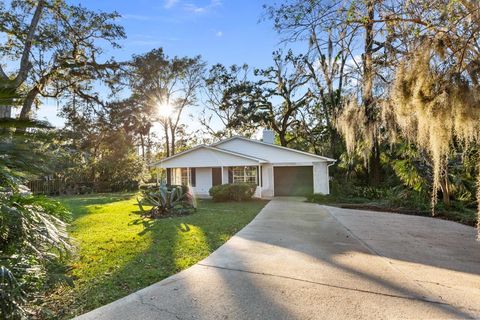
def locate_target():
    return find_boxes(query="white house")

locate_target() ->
[151,130,336,199]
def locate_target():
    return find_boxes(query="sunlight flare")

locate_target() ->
[158,102,175,118]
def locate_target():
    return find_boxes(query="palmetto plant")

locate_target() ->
[137,185,196,218]
[0,266,25,319]
[0,80,72,319]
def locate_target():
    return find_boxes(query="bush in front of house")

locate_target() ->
[209,183,257,202]
[137,185,196,218]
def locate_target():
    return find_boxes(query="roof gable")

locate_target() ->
[153,145,263,168]
[213,136,336,163]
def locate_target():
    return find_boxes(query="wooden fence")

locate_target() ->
[28,179,94,195]
[28,179,64,195]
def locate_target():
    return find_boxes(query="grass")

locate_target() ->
[44,193,268,319]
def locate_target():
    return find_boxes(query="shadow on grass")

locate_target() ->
[57,193,136,220]
[52,198,268,319]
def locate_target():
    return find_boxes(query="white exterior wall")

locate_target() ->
[254,186,261,198]
[313,162,330,194]
[217,139,326,163]
[161,147,260,168]
[222,167,228,184]
[174,163,330,197]
[261,164,274,198]
[189,166,262,198]
[158,138,334,198]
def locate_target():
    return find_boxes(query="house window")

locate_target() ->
[179,168,196,187]
[231,166,257,184]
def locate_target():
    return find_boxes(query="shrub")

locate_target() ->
[139,182,159,192]
[0,194,72,319]
[168,184,189,195]
[137,185,196,218]
[209,183,257,202]
[306,193,333,203]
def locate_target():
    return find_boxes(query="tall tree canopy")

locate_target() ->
[127,48,205,156]
[221,50,312,147]
[0,0,125,119]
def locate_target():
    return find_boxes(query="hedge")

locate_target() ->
[209,183,257,202]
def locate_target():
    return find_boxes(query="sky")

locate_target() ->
[35,0,296,130]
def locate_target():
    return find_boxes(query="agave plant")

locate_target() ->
[137,185,196,218]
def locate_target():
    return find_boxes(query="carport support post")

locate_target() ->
[257,165,260,185]
[257,164,261,198]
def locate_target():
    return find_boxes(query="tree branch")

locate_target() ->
[13,0,46,87]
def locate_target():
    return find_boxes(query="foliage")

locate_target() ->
[201,63,257,139]
[0,193,72,320]
[209,183,257,202]
[0,0,125,119]
[58,101,148,193]
[45,194,268,318]
[263,0,480,236]
[0,79,73,318]
[138,182,159,192]
[220,50,312,147]
[127,48,206,157]
[0,265,24,320]
[381,1,480,232]
[265,0,352,158]
[137,185,196,218]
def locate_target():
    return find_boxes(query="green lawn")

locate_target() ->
[46,193,268,319]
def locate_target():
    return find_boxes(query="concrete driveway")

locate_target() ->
[76,198,480,320]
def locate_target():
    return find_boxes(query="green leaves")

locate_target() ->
[0,265,26,320]
[0,194,72,319]
[137,185,195,218]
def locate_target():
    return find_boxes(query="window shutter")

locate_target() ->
[228,167,233,184]
[166,168,172,186]
[256,167,260,186]
[191,168,196,187]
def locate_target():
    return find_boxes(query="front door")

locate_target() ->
[212,168,222,186]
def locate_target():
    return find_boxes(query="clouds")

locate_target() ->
[164,0,180,9]
[164,0,222,14]
[215,31,223,37]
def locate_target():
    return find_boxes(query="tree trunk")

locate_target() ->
[278,132,288,146]
[362,0,375,122]
[440,168,451,208]
[170,127,176,156]
[12,0,46,87]
[164,125,170,157]
[20,86,39,119]
[329,128,342,159]
[139,134,145,161]
[170,121,177,156]
[363,0,381,186]
[146,130,152,163]
[369,135,381,186]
